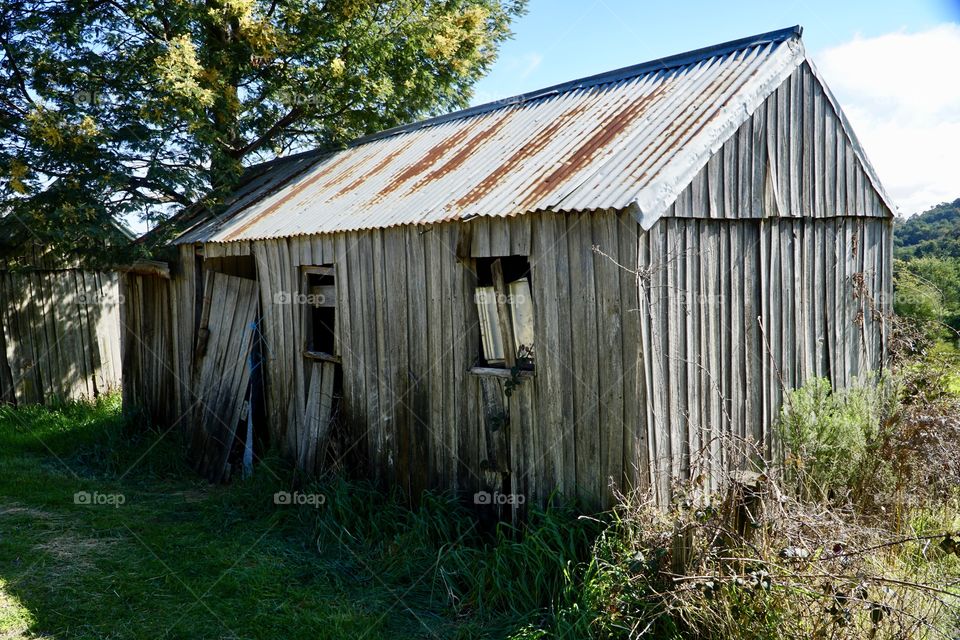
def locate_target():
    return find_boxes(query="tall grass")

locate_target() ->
[5,363,959,640]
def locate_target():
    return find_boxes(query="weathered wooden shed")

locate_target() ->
[123,26,894,509]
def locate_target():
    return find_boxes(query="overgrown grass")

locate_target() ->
[0,395,597,639]
[3,355,960,640]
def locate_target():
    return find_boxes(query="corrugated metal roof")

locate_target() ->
[175,26,887,244]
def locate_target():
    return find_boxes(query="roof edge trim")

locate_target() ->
[632,36,806,229]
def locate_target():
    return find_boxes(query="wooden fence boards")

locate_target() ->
[0,268,122,406]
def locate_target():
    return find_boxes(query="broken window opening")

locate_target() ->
[302,266,337,361]
[474,256,534,370]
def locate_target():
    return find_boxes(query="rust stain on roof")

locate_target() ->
[405,114,515,193]
[451,97,600,210]
[330,137,418,199]
[374,125,477,198]
[517,80,674,209]
[222,151,354,241]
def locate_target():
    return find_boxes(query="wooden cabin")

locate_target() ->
[122,26,894,510]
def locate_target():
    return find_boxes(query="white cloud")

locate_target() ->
[815,24,960,216]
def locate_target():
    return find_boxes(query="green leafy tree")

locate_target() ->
[894,198,960,260]
[0,0,525,260]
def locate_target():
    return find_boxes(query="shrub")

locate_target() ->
[777,377,895,503]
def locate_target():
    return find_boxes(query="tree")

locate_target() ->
[0,0,526,260]
[894,198,960,260]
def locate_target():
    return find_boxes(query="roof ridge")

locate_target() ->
[347,25,802,148]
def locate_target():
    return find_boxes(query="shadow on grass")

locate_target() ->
[0,396,600,640]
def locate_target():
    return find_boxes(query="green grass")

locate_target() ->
[0,396,593,639]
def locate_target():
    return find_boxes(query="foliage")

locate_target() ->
[0,395,597,639]
[893,198,960,339]
[3,383,960,639]
[894,198,960,260]
[0,0,526,261]
[894,256,960,336]
[777,377,895,503]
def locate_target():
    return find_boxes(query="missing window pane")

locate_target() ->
[304,267,336,356]
[473,256,534,369]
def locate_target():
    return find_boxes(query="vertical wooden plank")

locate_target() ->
[344,231,370,472]
[618,212,646,492]
[531,215,562,497]
[802,63,815,216]
[813,79,826,218]
[510,217,532,255]
[751,105,766,220]
[358,231,381,479]
[331,234,359,467]
[743,222,762,461]
[836,120,848,215]
[384,227,409,494]
[707,154,723,219]
[638,226,657,494]
[700,221,721,492]
[593,212,625,506]
[442,224,463,492]
[471,217,491,257]
[405,226,429,498]
[738,113,753,218]
[788,68,801,216]
[823,108,837,217]
[370,230,390,485]
[567,213,601,507]
[722,138,738,219]
[684,219,701,482]
[425,226,445,488]
[551,214,578,498]
[776,82,790,217]
[665,219,685,481]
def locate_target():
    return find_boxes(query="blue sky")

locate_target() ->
[472,0,960,215]
[474,0,956,103]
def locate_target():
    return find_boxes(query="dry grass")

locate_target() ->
[573,478,960,640]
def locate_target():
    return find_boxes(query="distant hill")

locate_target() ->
[895,199,960,259]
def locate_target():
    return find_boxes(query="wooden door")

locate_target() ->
[187,271,260,482]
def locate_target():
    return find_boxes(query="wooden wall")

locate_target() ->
[665,61,892,221]
[192,209,888,509]
[236,212,644,510]
[120,245,196,428]
[635,60,894,500]
[638,215,890,501]
[0,267,122,405]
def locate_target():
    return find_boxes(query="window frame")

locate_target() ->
[471,256,535,374]
[300,265,340,364]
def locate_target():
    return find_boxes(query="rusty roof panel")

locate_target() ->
[178,27,825,244]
